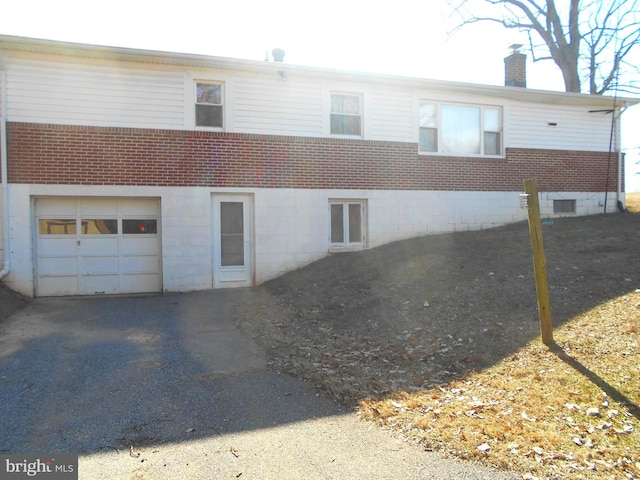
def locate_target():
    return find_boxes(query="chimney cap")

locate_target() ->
[508,43,524,54]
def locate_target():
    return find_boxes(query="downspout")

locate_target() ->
[616,103,628,210]
[0,55,10,280]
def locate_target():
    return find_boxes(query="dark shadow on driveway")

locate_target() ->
[0,291,346,454]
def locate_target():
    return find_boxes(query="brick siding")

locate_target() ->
[5,122,622,192]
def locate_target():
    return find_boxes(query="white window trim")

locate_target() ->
[185,73,231,131]
[325,90,366,139]
[418,100,505,158]
[328,199,367,252]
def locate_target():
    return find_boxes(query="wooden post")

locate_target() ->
[524,179,554,345]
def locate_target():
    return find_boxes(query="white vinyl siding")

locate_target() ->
[0,51,619,151]
[5,56,185,128]
[233,77,323,136]
[370,88,413,142]
[508,102,614,151]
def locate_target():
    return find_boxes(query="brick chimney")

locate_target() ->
[504,44,526,88]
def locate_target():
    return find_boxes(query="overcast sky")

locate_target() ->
[1,0,638,190]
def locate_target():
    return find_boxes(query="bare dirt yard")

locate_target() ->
[236,201,640,479]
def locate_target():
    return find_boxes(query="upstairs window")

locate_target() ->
[330,93,362,136]
[419,102,502,156]
[196,82,223,128]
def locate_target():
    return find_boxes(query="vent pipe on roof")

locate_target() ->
[505,44,526,88]
[272,48,285,62]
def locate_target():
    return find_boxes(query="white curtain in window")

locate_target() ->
[441,105,480,154]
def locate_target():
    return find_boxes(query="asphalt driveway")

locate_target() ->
[0,289,517,479]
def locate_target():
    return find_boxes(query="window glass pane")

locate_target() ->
[330,204,344,243]
[39,219,77,235]
[123,219,157,234]
[221,236,244,266]
[196,104,223,127]
[484,108,501,132]
[419,127,437,152]
[553,199,576,213]
[197,83,222,104]
[330,114,361,136]
[441,105,480,154]
[419,104,437,127]
[220,202,243,234]
[348,204,362,243]
[331,94,360,114]
[82,219,118,234]
[484,132,501,155]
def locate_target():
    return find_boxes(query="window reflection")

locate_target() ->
[82,219,118,234]
[123,219,157,234]
[39,219,77,235]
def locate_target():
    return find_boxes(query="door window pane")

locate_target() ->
[220,202,244,266]
[123,219,157,234]
[39,219,77,235]
[330,204,344,243]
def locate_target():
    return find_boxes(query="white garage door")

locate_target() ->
[35,197,162,297]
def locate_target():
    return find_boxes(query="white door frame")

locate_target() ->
[212,193,254,288]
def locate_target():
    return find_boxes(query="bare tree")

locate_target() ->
[448,0,640,94]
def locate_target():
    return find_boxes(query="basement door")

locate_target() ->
[35,197,162,297]
[212,194,253,288]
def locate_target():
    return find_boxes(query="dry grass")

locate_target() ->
[627,192,640,213]
[359,292,640,479]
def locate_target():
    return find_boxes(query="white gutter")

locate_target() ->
[0,59,10,280]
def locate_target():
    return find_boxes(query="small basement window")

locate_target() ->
[553,199,576,213]
[329,200,366,250]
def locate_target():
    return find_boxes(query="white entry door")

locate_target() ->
[212,194,253,288]
[35,197,162,296]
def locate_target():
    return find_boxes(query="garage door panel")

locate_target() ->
[80,256,119,275]
[81,275,119,294]
[79,199,119,216]
[80,238,119,255]
[121,256,159,274]
[35,197,161,297]
[121,237,158,255]
[121,198,158,215]
[120,274,161,293]
[35,198,77,216]
[38,276,79,297]
[39,257,78,275]
[38,238,78,256]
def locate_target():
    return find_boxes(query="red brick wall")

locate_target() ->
[4,122,622,192]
